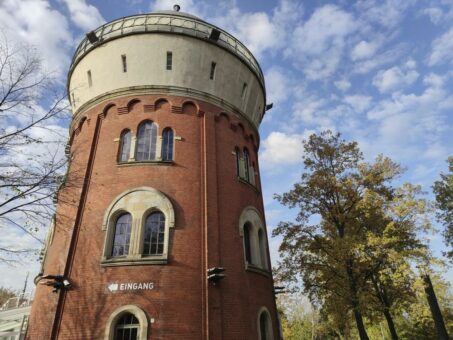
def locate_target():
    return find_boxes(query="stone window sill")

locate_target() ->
[117,160,174,167]
[237,177,260,193]
[101,255,168,267]
[245,263,271,277]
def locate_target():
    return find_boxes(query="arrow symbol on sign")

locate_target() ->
[107,283,119,292]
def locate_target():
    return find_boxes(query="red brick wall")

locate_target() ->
[27,95,279,340]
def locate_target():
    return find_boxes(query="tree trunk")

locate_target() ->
[371,275,398,340]
[353,308,370,340]
[346,260,370,340]
[423,274,450,340]
[382,308,398,340]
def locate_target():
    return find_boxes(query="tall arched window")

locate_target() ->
[258,229,267,269]
[259,311,271,340]
[239,207,270,272]
[161,128,174,161]
[114,313,139,340]
[243,222,252,264]
[136,121,157,161]
[111,213,132,257]
[243,148,250,182]
[118,129,131,162]
[235,147,241,177]
[143,212,165,255]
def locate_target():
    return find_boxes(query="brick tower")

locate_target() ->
[27,6,279,340]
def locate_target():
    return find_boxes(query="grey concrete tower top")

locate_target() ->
[68,9,267,129]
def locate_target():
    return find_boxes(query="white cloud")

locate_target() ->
[0,0,72,77]
[334,78,351,92]
[260,131,309,166]
[372,66,419,93]
[351,40,379,61]
[292,95,327,125]
[423,72,445,88]
[0,228,41,289]
[150,0,201,16]
[286,5,357,80]
[355,0,416,29]
[209,0,302,58]
[405,58,417,69]
[229,12,279,57]
[422,7,444,24]
[364,72,452,161]
[353,44,407,74]
[265,67,290,105]
[344,95,372,112]
[60,0,105,32]
[428,27,453,66]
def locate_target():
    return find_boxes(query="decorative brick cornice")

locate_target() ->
[117,107,128,115]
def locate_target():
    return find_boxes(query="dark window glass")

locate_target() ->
[143,212,165,255]
[243,223,252,263]
[166,51,172,70]
[111,214,132,257]
[136,121,157,161]
[235,147,241,177]
[162,128,174,161]
[258,229,266,268]
[118,130,131,162]
[241,82,247,98]
[122,55,127,72]
[114,313,139,340]
[243,148,250,182]
[87,70,92,87]
[260,312,268,340]
[210,62,216,80]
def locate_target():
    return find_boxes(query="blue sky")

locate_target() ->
[0,0,452,289]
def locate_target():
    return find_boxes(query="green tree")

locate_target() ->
[273,131,430,340]
[356,183,431,339]
[433,156,453,258]
[396,274,453,339]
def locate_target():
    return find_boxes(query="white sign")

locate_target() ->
[106,282,154,293]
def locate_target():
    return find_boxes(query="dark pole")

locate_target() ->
[423,274,450,340]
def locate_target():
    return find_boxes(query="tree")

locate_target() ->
[273,131,430,340]
[0,34,69,261]
[433,156,453,259]
[356,182,431,339]
[0,286,15,307]
[395,273,453,339]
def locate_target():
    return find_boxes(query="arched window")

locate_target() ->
[118,130,131,162]
[239,207,270,273]
[102,187,175,265]
[111,213,132,257]
[243,148,250,182]
[243,222,252,264]
[143,212,166,255]
[258,229,267,269]
[136,121,157,161]
[114,313,139,340]
[235,147,241,177]
[259,310,272,340]
[161,128,174,161]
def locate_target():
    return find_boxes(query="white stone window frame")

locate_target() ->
[233,147,257,187]
[160,127,175,161]
[238,206,270,275]
[134,120,159,161]
[116,122,179,164]
[257,306,274,340]
[101,187,175,266]
[105,305,148,340]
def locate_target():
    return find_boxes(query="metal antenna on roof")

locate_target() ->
[173,4,181,12]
